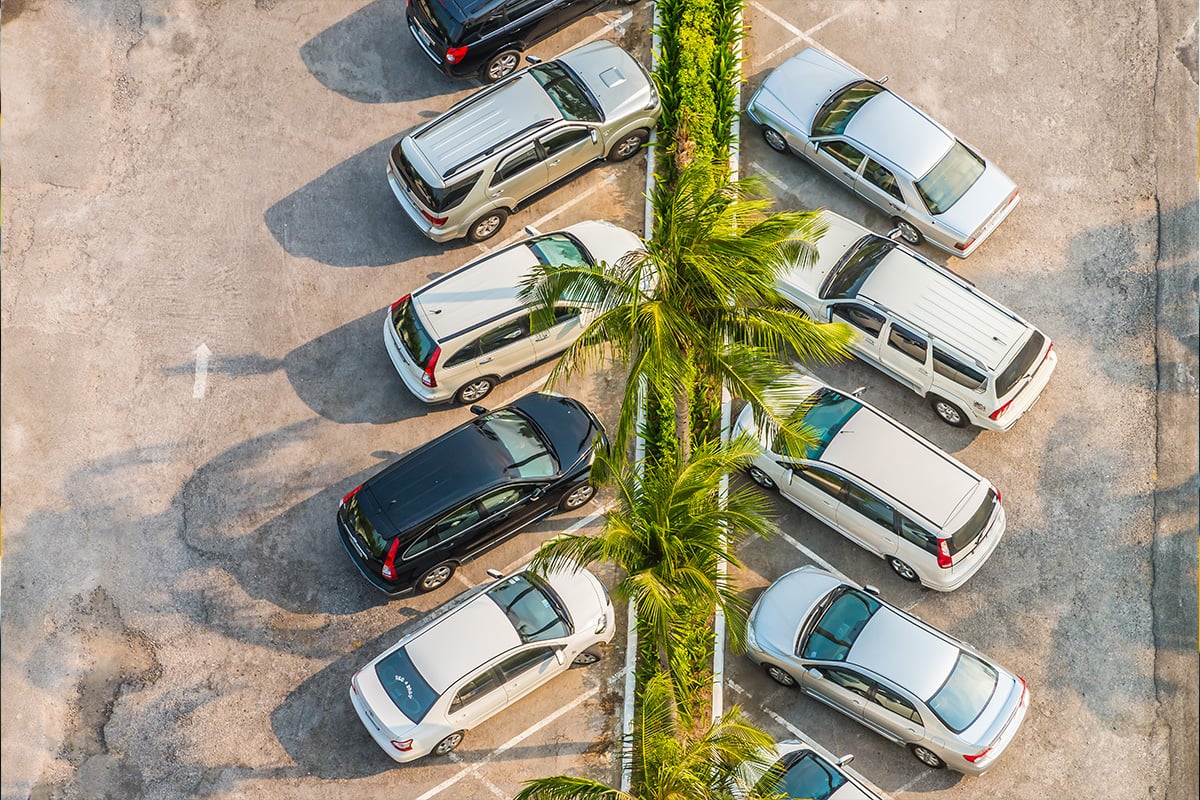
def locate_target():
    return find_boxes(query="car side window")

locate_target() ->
[823,667,873,698]
[443,341,480,368]
[479,486,536,515]
[477,318,531,355]
[403,501,484,559]
[871,684,923,723]
[898,515,938,554]
[503,0,549,21]
[818,140,866,171]
[887,324,928,364]
[831,303,885,338]
[495,646,557,681]
[843,483,896,530]
[862,159,904,202]
[539,127,592,158]
[449,668,501,713]
[794,466,846,499]
[552,306,581,324]
[933,347,987,391]
[492,146,543,186]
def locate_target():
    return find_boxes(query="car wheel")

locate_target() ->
[572,647,602,666]
[482,49,521,83]
[467,210,508,243]
[607,129,648,161]
[909,744,946,770]
[764,663,797,687]
[747,466,777,491]
[762,126,788,153]
[559,483,596,511]
[417,562,456,593]
[455,377,496,404]
[888,556,921,583]
[891,216,924,245]
[434,731,465,756]
[929,395,970,428]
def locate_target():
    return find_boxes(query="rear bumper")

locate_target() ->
[382,310,452,404]
[977,345,1058,432]
[386,165,460,243]
[337,516,412,597]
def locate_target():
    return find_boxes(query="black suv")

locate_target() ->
[337,392,606,595]
[407,0,638,82]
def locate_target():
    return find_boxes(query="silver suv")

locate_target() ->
[387,40,660,243]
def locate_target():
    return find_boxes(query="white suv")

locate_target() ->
[385,220,643,404]
[777,211,1056,431]
[733,372,1005,591]
[350,564,614,762]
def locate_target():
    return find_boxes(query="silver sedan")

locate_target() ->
[746,566,1029,776]
[746,48,1019,258]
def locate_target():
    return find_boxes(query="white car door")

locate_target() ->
[807,139,866,191]
[834,481,899,558]
[877,321,934,396]
[495,645,563,707]
[445,666,509,731]
[779,464,845,529]
[828,301,886,362]
[530,306,585,361]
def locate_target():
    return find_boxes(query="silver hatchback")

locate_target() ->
[747,566,1029,776]
[746,48,1019,258]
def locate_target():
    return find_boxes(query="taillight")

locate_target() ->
[953,236,977,252]
[994,487,1002,504]
[341,485,362,506]
[963,747,992,764]
[445,45,468,63]
[988,397,1015,421]
[390,739,414,752]
[936,539,953,569]
[380,537,402,581]
[390,293,411,312]
[421,346,441,388]
[420,209,449,226]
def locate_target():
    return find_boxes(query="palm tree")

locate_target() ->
[512,673,778,800]
[522,161,854,461]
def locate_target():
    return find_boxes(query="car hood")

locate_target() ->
[567,219,645,268]
[750,566,844,658]
[509,392,604,470]
[928,159,1018,238]
[543,565,612,628]
[752,48,861,133]
[558,40,655,123]
[776,211,873,303]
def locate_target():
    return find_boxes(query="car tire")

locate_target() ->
[762,126,789,153]
[891,216,924,245]
[416,562,457,593]
[929,395,970,428]
[572,647,603,666]
[764,663,797,687]
[909,744,946,770]
[455,377,496,404]
[607,129,648,161]
[558,483,596,511]
[467,209,508,243]
[434,731,466,756]
[482,49,522,83]
[887,556,921,583]
[747,466,777,491]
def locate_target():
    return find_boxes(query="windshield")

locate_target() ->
[374,647,439,722]
[820,235,894,300]
[995,330,1046,398]
[928,651,999,733]
[915,141,985,214]
[528,233,592,267]
[487,573,572,642]
[531,62,602,122]
[479,409,559,478]
[392,296,439,371]
[800,587,881,661]
[773,388,862,460]
[812,80,884,136]
[755,751,847,800]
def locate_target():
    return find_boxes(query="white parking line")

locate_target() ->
[498,503,612,575]
[727,678,807,739]
[558,10,634,54]
[749,4,850,68]
[478,174,620,254]
[749,161,789,193]
[769,523,853,583]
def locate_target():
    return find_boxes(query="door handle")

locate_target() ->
[490,189,503,197]
[547,160,561,166]
[534,334,549,341]
[479,357,494,364]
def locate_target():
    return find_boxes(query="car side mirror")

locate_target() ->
[886,226,903,241]
[525,54,543,65]
[850,386,866,398]
[807,667,823,680]
[785,469,794,486]
[836,754,855,767]
[486,568,504,580]
[523,225,542,236]
[470,405,488,415]
[554,648,566,666]
[862,584,881,596]
[878,74,889,85]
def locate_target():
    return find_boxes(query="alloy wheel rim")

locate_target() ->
[764,129,786,151]
[460,380,491,402]
[565,485,594,508]
[489,54,518,80]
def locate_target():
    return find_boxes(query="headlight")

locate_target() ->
[595,612,608,634]
[745,618,759,651]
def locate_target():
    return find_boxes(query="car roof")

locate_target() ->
[857,247,1029,370]
[408,74,560,182]
[414,242,543,342]
[844,90,952,179]
[405,591,520,693]
[819,402,981,528]
[847,606,959,700]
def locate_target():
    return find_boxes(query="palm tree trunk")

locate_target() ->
[673,385,691,464]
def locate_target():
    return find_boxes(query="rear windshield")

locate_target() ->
[410,0,463,43]
[995,330,1046,398]
[773,388,862,460]
[800,587,881,661]
[487,573,572,642]
[374,647,439,722]
[928,651,998,733]
[915,141,985,215]
[392,296,439,370]
[394,145,478,212]
[811,80,884,136]
[820,235,895,300]
[531,62,602,122]
[344,494,389,557]
[949,488,998,555]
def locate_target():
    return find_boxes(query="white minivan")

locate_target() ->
[733,372,1006,591]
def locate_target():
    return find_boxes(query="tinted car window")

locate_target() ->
[444,340,481,368]
[343,493,388,558]
[411,0,464,42]
[396,148,478,212]
[794,466,845,498]
[479,486,535,514]
[928,651,999,733]
[479,409,558,478]
[375,647,439,721]
[872,684,922,723]
[933,347,987,391]
[843,483,896,529]
[478,318,531,355]
[832,303,884,338]
[540,127,593,157]
[820,236,895,300]
[801,587,882,661]
[824,667,873,696]
[820,140,866,171]
[863,159,904,201]
[493,145,543,185]
[449,668,501,712]
[528,232,592,267]
[496,646,556,680]
[487,573,572,642]
[995,330,1046,398]
[403,501,484,559]
[531,62,602,122]
[393,296,439,370]
[949,488,998,555]
[773,388,862,459]
[898,515,938,553]
[756,751,848,800]
[812,81,884,136]
[915,140,985,214]
[887,325,928,364]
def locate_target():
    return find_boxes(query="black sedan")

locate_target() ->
[337,392,605,595]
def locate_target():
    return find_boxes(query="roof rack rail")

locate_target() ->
[441,118,556,179]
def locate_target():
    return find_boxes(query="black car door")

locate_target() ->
[457,484,551,561]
